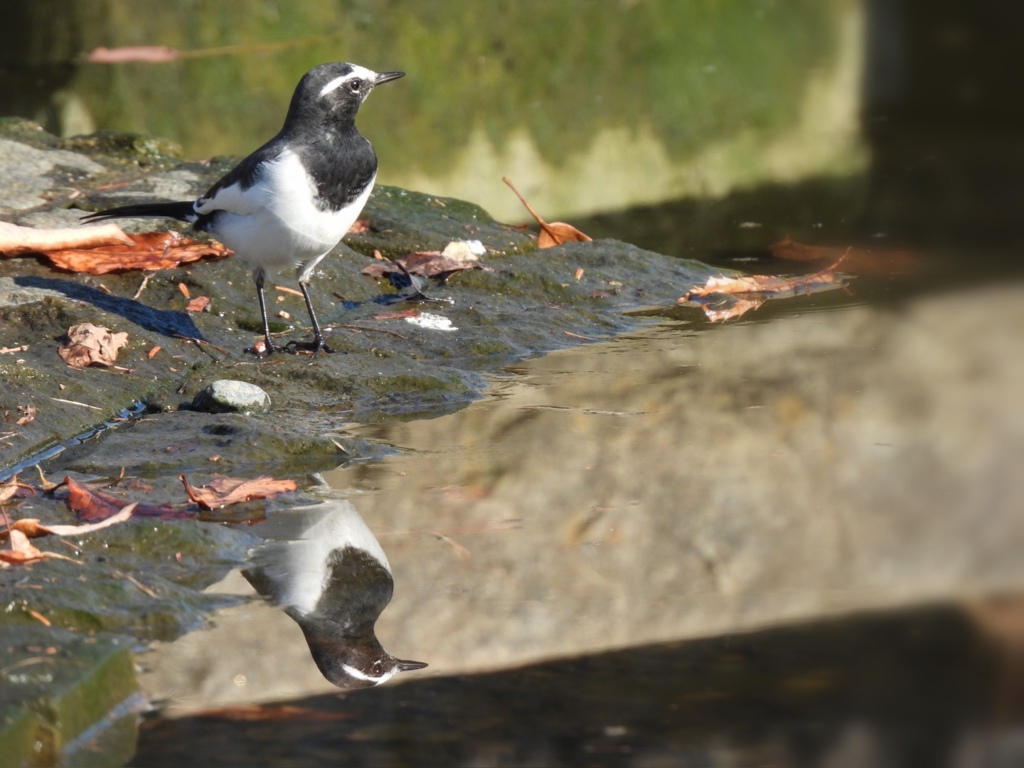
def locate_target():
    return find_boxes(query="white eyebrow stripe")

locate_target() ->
[318,65,376,97]
[319,75,351,97]
[341,663,397,685]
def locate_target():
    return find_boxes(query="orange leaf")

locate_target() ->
[65,477,187,522]
[503,177,591,248]
[186,296,211,312]
[44,231,231,275]
[179,474,298,510]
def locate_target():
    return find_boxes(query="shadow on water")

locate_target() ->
[133,599,1024,767]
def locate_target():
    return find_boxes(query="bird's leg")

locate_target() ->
[284,278,334,356]
[252,268,279,357]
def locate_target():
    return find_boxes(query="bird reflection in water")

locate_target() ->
[243,498,426,689]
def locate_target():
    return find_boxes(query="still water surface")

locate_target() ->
[134,268,1024,765]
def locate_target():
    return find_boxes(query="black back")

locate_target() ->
[194,61,379,230]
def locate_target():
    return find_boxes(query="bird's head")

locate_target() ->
[288,61,404,125]
[297,618,427,689]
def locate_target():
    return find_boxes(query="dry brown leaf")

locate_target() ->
[348,218,371,235]
[361,247,481,282]
[503,177,592,247]
[0,479,32,503]
[0,221,133,256]
[179,474,298,510]
[44,231,231,275]
[16,405,36,426]
[58,323,129,368]
[680,252,850,322]
[0,504,135,541]
[65,476,187,522]
[0,529,46,565]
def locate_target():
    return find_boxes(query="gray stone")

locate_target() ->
[0,137,106,213]
[191,379,271,414]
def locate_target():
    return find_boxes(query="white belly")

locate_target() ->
[205,149,375,278]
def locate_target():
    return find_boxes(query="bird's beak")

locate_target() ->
[396,658,428,672]
[374,71,405,86]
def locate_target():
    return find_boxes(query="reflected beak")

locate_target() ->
[396,658,428,672]
[375,71,405,86]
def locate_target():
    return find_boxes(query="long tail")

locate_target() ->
[81,201,197,224]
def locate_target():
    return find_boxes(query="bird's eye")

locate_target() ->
[348,79,362,93]
[372,660,384,675]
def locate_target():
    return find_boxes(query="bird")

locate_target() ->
[242,498,427,689]
[82,62,404,357]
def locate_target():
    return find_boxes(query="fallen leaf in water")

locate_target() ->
[44,230,231,275]
[65,477,188,522]
[186,296,211,312]
[179,474,298,510]
[680,251,850,322]
[58,323,129,368]
[0,221,133,256]
[769,236,917,276]
[503,177,592,247]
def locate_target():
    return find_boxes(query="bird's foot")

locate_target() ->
[284,336,335,357]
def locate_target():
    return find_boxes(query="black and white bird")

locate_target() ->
[242,498,426,689]
[83,62,404,356]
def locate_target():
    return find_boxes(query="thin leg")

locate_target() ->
[253,268,278,357]
[284,279,334,356]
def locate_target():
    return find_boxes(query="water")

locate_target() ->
[131,274,1024,764]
